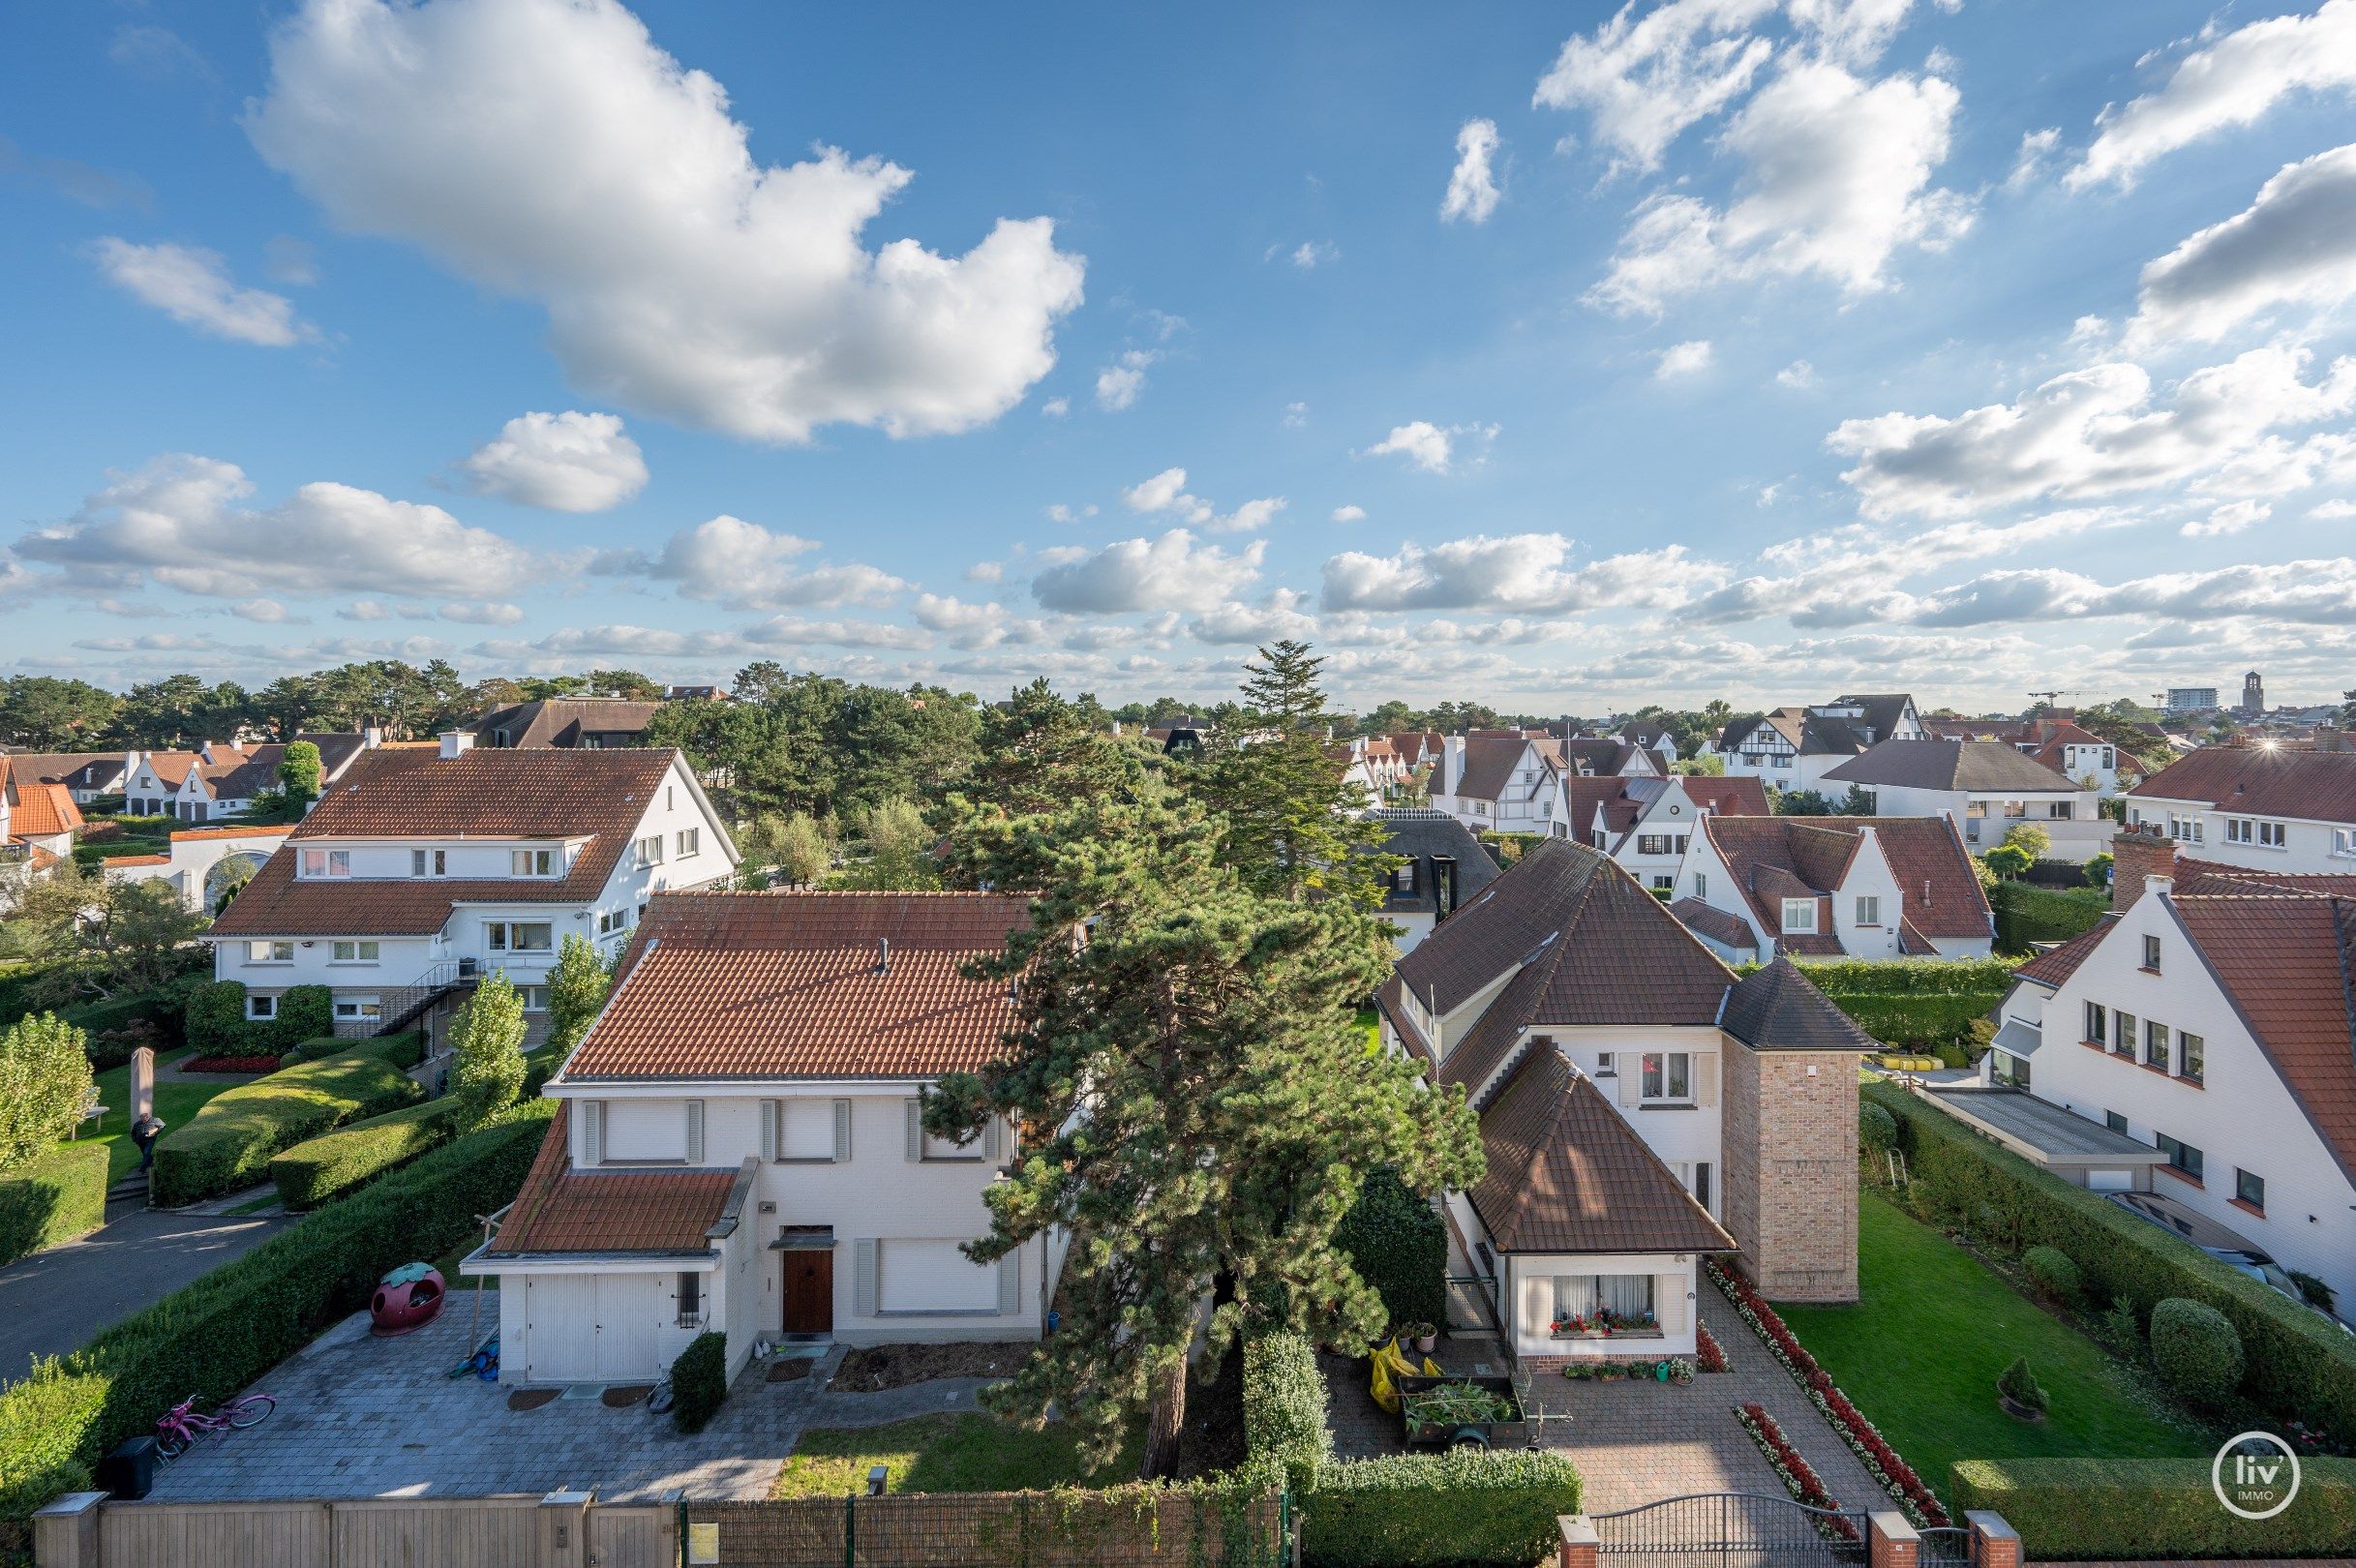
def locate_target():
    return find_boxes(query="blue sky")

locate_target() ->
[5,0,2355,711]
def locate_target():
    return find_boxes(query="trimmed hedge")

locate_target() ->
[150,1039,423,1206]
[269,1095,466,1210]
[182,981,333,1057]
[1988,880,2108,953]
[1777,957,2016,1049]
[670,1332,728,1433]
[1300,1449,1584,1567]
[0,1142,109,1267]
[1952,1457,2356,1560]
[279,1032,425,1070]
[1869,1081,2356,1435]
[2021,1245,2079,1303]
[0,1101,554,1524]
[1334,1167,1447,1335]
[2150,1297,2244,1407]
[1242,1332,1330,1492]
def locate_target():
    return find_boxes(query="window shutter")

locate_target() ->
[832,1100,853,1162]
[581,1101,603,1166]
[686,1101,706,1164]
[998,1254,1020,1315]
[759,1101,778,1163]
[853,1240,878,1316]
[904,1098,922,1161]
[1656,1275,1688,1334]
[982,1116,1000,1161]
[1697,1052,1719,1108]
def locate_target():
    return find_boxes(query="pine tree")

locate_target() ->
[929,775,1483,1478]
[546,934,611,1055]
[448,972,528,1130]
[1189,641,1395,906]
[967,678,1142,818]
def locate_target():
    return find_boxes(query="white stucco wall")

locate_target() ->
[2127,796,2356,875]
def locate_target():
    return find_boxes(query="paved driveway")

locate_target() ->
[144,1293,996,1504]
[0,1201,293,1382]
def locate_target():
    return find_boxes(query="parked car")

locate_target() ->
[2105,1190,2347,1329]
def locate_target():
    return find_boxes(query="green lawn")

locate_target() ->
[1774,1190,2212,1503]
[772,1413,1142,1497]
[80,1046,256,1185]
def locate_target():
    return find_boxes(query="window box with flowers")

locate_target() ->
[1548,1308,1664,1341]
[1546,1273,1663,1340]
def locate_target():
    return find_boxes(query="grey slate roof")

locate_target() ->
[1824,739,2082,793]
[1371,810,1499,917]
[1718,958,1878,1053]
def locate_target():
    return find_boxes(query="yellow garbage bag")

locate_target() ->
[1422,1355,1443,1376]
[1368,1336,1417,1414]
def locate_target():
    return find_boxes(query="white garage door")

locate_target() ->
[524,1275,667,1383]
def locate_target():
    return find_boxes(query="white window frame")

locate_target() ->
[329,940,380,964]
[1780,897,1818,934]
[1641,1051,1693,1103]
[410,848,448,877]
[247,940,294,964]
[1855,895,1880,926]
[246,992,278,1021]
[300,848,352,879]
[516,984,550,1012]
[510,848,558,877]
[332,997,381,1022]
[2258,821,2286,849]
[634,833,664,867]
[676,827,700,858]
[485,920,555,953]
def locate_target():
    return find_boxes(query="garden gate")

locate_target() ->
[1591,1491,1869,1568]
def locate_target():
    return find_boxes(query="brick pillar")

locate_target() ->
[1867,1512,1919,1568]
[1967,1511,2020,1568]
[2110,829,2175,911]
[1557,1515,1598,1568]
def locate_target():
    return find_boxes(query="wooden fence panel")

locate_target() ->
[589,1500,678,1568]
[332,1495,545,1568]
[98,1500,330,1568]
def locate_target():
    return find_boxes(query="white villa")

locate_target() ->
[466,891,1054,1386]
[1714,694,1927,795]
[204,738,737,1048]
[2126,747,2356,873]
[1824,739,2107,862]
[1670,815,1995,962]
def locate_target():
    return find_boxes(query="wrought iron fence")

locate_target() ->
[1918,1524,1975,1566]
[680,1487,1286,1568]
[1592,1491,1869,1568]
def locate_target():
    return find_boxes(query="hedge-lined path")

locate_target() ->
[1315,1294,1891,1516]
[0,1204,292,1381]
[142,1295,1011,1504]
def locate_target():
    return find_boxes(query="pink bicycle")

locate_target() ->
[154,1392,276,1459]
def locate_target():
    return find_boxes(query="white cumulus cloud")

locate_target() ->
[245,0,1084,443]
[1322,534,1724,612]
[2126,144,2356,349]
[1441,119,1502,224]
[1030,529,1265,613]
[458,409,649,511]
[618,514,905,611]
[1656,339,1715,379]
[1362,420,1495,475]
[87,238,314,346]
[1096,350,1158,410]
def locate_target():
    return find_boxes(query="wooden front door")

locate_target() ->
[782,1248,833,1335]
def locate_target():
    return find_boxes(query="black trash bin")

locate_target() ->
[97,1437,157,1500]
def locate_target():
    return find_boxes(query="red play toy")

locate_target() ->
[371,1262,446,1337]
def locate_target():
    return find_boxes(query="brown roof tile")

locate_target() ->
[490,1103,738,1256]
[1701,815,1992,951]
[2133,746,2356,823]
[210,747,693,938]
[562,890,1031,1080]
[1721,958,1877,1053]
[9,782,83,838]
[2011,917,2114,986]
[1670,897,1757,952]
[2175,857,2356,897]
[1468,1047,1736,1254]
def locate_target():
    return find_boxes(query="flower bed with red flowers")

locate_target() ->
[1696,1321,1729,1373]
[180,1054,283,1074]
[1709,1260,1949,1526]
[1735,1402,1859,1542]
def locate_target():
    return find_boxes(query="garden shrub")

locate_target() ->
[1996,1355,2048,1414]
[269,986,334,1051]
[1987,880,2107,953]
[0,1015,95,1169]
[0,1101,553,1526]
[269,1095,467,1210]
[1785,956,2015,1048]
[1300,1449,1584,1568]
[2148,1297,2244,1407]
[1242,1331,1330,1491]
[1858,1101,1897,1154]
[1952,1457,2356,1560]
[149,1040,422,1206]
[59,991,186,1064]
[670,1332,728,1433]
[1866,1083,2356,1434]
[184,980,249,1055]
[1334,1167,1447,1335]
[181,981,336,1058]
[2022,1245,2080,1303]
[0,1142,109,1267]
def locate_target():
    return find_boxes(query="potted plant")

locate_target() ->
[1409,1321,1438,1354]
[1996,1356,2049,1422]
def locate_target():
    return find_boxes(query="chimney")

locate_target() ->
[2110,829,2176,911]
[876,936,891,975]
[438,730,474,759]
[363,726,384,748]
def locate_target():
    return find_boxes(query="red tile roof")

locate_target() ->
[1468,1047,1736,1254]
[561,890,1031,1080]
[2011,917,2113,987]
[489,1103,738,1256]
[8,783,83,838]
[2169,894,2356,1189]
[210,747,693,938]
[1700,815,1992,953]
[2174,857,2356,898]
[2132,746,2356,823]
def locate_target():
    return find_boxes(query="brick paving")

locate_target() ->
[1319,1290,1894,1518]
[144,1295,1001,1504]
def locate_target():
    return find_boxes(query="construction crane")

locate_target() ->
[2026,688,2084,706]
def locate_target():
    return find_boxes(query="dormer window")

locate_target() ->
[1780,897,1818,934]
[410,848,448,877]
[512,848,559,877]
[300,849,351,878]
[1390,862,1417,893]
